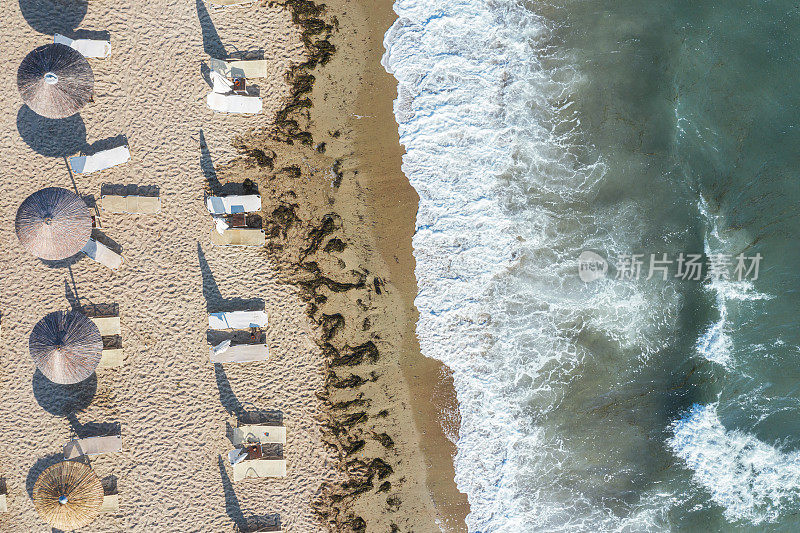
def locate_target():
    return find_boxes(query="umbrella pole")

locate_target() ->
[64,156,80,196]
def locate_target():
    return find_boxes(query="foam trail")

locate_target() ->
[669,403,800,524]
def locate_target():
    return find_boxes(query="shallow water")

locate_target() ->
[384,0,800,531]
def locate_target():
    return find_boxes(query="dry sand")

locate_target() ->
[0,0,339,531]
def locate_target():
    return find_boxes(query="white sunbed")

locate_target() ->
[209,311,268,330]
[82,239,124,270]
[210,228,265,246]
[0,493,5,513]
[232,459,286,482]
[210,343,268,363]
[206,92,262,115]
[209,58,268,78]
[206,195,261,215]
[233,425,286,445]
[54,34,111,59]
[101,195,161,214]
[70,145,131,174]
[63,435,123,459]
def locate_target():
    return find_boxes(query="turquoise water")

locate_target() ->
[385,0,800,530]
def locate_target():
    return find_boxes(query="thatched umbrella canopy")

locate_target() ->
[33,461,103,530]
[16,187,92,260]
[30,311,102,385]
[17,43,93,119]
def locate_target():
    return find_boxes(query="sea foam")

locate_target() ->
[669,403,800,524]
[383,0,681,530]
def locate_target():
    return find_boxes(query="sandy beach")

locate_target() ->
[0,0,466,531]
[0,0,335,530]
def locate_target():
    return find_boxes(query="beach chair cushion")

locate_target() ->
[54,34,111,59]
[101,195,161,214]
[206,92,262,114]
[209,343,268,363]
[210,228,265,246]
[101,494,119,513]
[233,425,286,445]
[209,58,268,78]
[82,239,124,270]
[63,435,123,459]
[206,195,261,215]
[208,311,268,329]
[90,316,121,336]
[70,145,131,174]
[98,348,123,369]
[232,459,286,481]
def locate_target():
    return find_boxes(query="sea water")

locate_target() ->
[383,0,800,531]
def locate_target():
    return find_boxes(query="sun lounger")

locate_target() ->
[208,311,268,330]
[209,58,269,79]
[206,195,261,215]
[101,195,161,214]
[206,92,262,114]
[63,435,123,459]
[210,228,265,246]
[101,494,119,513]
[233,459,286,482]
[54,34,112,59]
[0,493,5,513]
[70,145,131,174]
[87,316,123,368]
[82,239,124,270]
[233,425,286,445]
[210,343,268,363]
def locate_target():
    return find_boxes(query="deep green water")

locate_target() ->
[384,0,800,530]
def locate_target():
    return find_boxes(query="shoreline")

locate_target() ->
[343,0,471,530]
[230,0,470,529]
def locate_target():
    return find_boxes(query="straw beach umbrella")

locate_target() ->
[30,311,103,384]
[16,187,92,260]
[18,43,94,119]
[33,461,103,530]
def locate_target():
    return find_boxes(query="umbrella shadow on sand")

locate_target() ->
[32,370,97,417]
[218,456,282,532]
[196,0,227,59]
[19,0,87,36]
[39,252,86,269]
[199,129,221,193]
[25,454,64,500]
[17,106,87,158]
[214,362,281,425]
[198,243,263,313]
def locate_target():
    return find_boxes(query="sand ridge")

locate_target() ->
[0,0,337,531]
